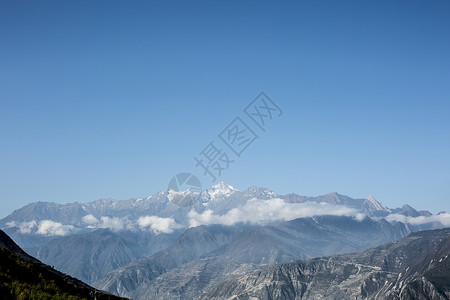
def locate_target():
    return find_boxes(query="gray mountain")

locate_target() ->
[2,183,441,262]
[0,184,412,238]
[211,215,410,262]
[391,204,433,217]
[127,216,410,299]
[201,228,450,300]
[93,224,242,296]
[1,201,88,226]
[1,183,445,299]
[281,192,392,217]
[26,228,179,283]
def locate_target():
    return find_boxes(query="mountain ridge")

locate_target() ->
[1,184,436,238]
[99,215,411,299]
[200,228,450,300]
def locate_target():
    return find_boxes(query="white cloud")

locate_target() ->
[82,215,180,233]
[36,220,74,236]
[137,215,182,234]
[6,220,37,234]
[81,215,134,231]
[98,216,130,231]
[188,198,359,227]
[354,213,367,222]
[385,213,450,227]
[82,214,99,225]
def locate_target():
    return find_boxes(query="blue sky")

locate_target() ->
[1,0,449,218]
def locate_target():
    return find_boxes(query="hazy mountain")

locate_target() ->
[1,183,447,299]
[391,204,433,217]
[0,230,126,300]
[1,183,422,244]
[211,216,410,262]
[93,224,242,296]
[26,228,180,283]
[201,228,450,300]
[121,216,410,299]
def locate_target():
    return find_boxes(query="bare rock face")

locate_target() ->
[93,224,240,296]
[201,228,450,300]
[115,216,409,299]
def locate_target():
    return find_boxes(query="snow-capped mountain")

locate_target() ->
[0,183,446,247]
[1,183,448,299]
[363,194,390,212]
[204,182,238,202]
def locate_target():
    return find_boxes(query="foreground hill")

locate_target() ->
[201,228,450,300]
[0,230,126,300]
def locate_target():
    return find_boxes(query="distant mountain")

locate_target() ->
[391,204,433,217]
[103,216,410,299]
[93,224,242,296]
[0,230,126,300]
[26,228,180,283]
[1,183,447,299]
[201,228,450,300]
[1,184,436,247]
[210,216,410,262]
[1,183,441,248]
[281,192,392,217]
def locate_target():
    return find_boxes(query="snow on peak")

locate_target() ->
[207,182,238,200]
[245,186,277,198]
[167,189,199,202]
[364,195,390,212]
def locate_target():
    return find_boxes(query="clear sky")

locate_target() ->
[1,0,449,218]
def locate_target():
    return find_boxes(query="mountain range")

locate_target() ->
[1,183,442,243]
[1,182,448,299]
[122,216,410,300]
[201,228,450,300]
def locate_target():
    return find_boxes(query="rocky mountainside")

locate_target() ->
[0,230,126,300]
[1,183,447,299]
[201,228,450,300]
[93,224,242,296]
[100,216,410,299]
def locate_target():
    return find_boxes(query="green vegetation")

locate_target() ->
[0,247,87,300]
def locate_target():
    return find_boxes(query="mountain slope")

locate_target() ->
[26,228,178,283]
[0,230,126,300]
[201,228,450,300]
[128,216,410,300]
[93,224,241,296]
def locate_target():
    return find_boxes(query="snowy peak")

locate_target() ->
[207,182,238,201]
[244,186,278,199]
[167,189,199,202]
[363,195,390,212]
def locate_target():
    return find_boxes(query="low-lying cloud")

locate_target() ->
[7,220,74,236]
[385,213,450,227]
[82,214,98,225]
[81,214,134,231]
[6,220,37,234]
[188,198,359,227]
[137,215,182,234]
[36,220,74,236]
[81,214,181,234]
